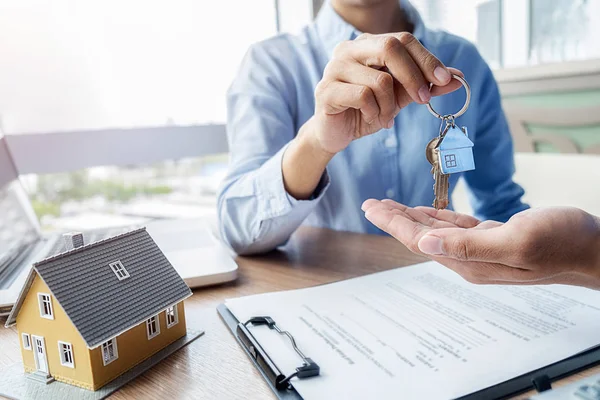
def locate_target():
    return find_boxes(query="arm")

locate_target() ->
[219,33,462,254]
[217,44,332,255]
[463,55,529,222]
[362,200,600,290]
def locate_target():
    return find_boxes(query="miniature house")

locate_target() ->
[4,228,192,391]
[437,125,475,174]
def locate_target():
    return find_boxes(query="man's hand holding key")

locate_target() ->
[282,33,462,201]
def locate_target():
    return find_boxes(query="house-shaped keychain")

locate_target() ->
[437,125,475,174]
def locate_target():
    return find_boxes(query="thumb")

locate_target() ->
[417,227,510,262]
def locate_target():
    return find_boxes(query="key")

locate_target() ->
[426,137,450,210]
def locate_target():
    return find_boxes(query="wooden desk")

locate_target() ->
[1,227,599,399]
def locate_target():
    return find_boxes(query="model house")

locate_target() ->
[437,126,475,174]
[4,228,192,391]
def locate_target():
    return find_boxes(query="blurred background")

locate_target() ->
[0,0,599,236]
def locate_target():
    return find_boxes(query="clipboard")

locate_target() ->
[218,303,318,400]
[218,303,600,400]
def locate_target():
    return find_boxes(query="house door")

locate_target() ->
[32,336,48,374]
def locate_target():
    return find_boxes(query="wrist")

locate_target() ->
[297,117,336,164]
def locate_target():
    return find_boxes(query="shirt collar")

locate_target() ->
[315,0,428,58]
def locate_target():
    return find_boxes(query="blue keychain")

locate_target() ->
[425,74,474,209]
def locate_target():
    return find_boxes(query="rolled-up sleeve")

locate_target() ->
[463,53,529,222]
[217,42,329,255]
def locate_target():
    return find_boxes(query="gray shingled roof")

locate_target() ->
[6,228,191,348]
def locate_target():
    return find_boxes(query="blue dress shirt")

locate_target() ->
[217,0,528,254]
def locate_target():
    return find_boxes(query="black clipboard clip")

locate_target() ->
[236,316,320,390]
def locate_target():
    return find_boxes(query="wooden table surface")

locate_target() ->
[1,226,599,399]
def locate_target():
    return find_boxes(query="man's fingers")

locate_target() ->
[363,204,429,251]
[363,200,419,224]
[324,60,397,126]
[414,206,480,228]
[335,35,441,106]
[361,198,381,212]
[474,220,503,230]
[389,32,451,86]
[429,67,464,97]
[315,81,380,124]
[417,226,520,264]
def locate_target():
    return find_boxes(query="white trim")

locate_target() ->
[109,261,130,281]
[495,59,600,83]
[5,124,227,175]
[0,137,18,189]
[165,305,179,329]
[146,314,161,340]
[57,341,75,368]
[495,59,600,96]
[22,333,31,350]
[101,338,118,366]
[37,293,54,320]
[31,335,49,374]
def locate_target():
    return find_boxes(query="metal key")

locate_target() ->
[424,74,473,210]
[426,137,449,210]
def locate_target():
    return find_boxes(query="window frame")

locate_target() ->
[165,305,179,329]
[101,338,119,366]
[58,341,75,368]
[22,333,31,350]
[444,154,457,168]
[5,125,228,176]
[109,260,130,281]
[37,293,54,320]
[146,315,161,340]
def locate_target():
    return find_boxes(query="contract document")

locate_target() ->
[224,262,600,399]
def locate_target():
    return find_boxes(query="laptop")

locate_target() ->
[0,151,237,316]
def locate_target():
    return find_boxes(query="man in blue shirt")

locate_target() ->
[218,0,528,255]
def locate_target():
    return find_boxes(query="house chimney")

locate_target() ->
[63,232,84,251]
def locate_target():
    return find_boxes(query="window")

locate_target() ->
[445,154,457,168]
[22,333,31,350]
[165,305,179,328]
[58,341,74,368]
[37,293,54,319]
[410,0,600,69]
[0,0,311,233]
[146,315,161,339]
[109,261,130,281]
[18,154,228,233]
[101,338,118,366]
[0,1,279,135]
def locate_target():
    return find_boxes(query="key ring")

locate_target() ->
[426,74,471,119]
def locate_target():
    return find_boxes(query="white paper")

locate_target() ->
[226,262,600,400]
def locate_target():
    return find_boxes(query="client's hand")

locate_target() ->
[362,200,600,289]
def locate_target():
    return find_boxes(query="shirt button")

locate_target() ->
[386,189,395,198]
[384,136,396,148]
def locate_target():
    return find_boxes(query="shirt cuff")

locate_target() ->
[256,142,330,220]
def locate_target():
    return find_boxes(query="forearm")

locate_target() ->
[217,141,331,255]
[282,117,334,200]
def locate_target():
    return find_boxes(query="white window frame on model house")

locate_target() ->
[37,293,54,320]
[101,338,119,366]
[58,341,75,368]
[146,315,160,340]
[22,333,31,350]
[165,305,178,328]
[109,260,130,281]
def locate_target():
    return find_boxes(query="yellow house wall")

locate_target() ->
[15,274,94,390]
[89,302,187,390]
